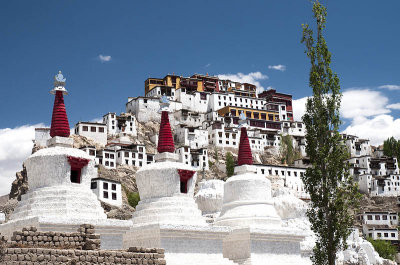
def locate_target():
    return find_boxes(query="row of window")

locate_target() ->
[369,232,397,238]
[365,215,397,221]
[103,191,117,200]
[91,181,117,190]
[81,126,105,133]
[260,168,305,177]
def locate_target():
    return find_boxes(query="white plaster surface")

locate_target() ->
[337,229,396,265]
[271,189,396,265]
[215,165,281,228]
[195,179,224,215]
[124,224,236,265]
[1,144,134,250]
[25,146,95,190]
[132,159,207,226]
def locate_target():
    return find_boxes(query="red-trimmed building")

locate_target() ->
[258,89,293,121]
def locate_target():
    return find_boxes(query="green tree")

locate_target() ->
[127,192,140,208]
[280,134,302,165]
[383,137,400,160]
[367,238,397,261]
[225,152,235,178]
[301,1,360,264]
[214,148,219,162]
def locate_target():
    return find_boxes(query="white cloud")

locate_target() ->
[89,117,103,123]
[98,55,112,62]
[268,65,286,72]
[0,124,43,196]
[378,84,400,90]
[292,89,400,146]
[205,63,211,68]
[217,72,268,94]
[343,115,400,146]
[292,96,309,121]
[293,89,390,121]
[340,89,390,119]
[387,103,400,110]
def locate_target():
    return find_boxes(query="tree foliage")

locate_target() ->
[301,1,361,264]
[367,238,397,261]
[225,152,235,178]
[127,191,140,208]
[280,134,302,165]
[383,136,400,161]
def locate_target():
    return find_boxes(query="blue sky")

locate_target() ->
[1,0,399,128]
[0,0,400,195]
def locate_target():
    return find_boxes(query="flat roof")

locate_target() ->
[76,121,106,126]
[91,177,121,184]
[254,164,307,170]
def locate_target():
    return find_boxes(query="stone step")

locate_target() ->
[136,198,200,211]
[133,205,202,217]
[166,254,236,265]
[131,213,207,226]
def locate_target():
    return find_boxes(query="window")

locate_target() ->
[375,215,380,220]
[99,127,105,133]
[112,193,117,200]
[103,182,108,190]
[70,169,81,184]
[91,127,96,132]
[112,184,116,191]
[90,182,97,189]
[83,126,88,131]
[391,233,396,237]
[377,233,381,237]
[384,233,388,237]
[89,150,95,156]
[383,215,388,220]
[103,191,109,199]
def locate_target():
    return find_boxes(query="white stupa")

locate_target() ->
[215,112,281,228]
[0,72,131,249]
[124,96,235,265]
[212,113,310,265]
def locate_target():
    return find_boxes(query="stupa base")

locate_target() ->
[123,223,309,265]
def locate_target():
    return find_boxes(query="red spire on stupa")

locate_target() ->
[50,71,70,138]
[157,111,175,153]
[237,126,253,166]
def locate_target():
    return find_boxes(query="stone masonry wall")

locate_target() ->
[0,225,166,265]
[1,247,166,265]
[9,225,100,250]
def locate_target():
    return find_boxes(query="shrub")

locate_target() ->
[127,192,140,208]
[367,238,397,261]
[225,152,235,178]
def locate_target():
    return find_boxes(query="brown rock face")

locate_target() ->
[8,165,28,201]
